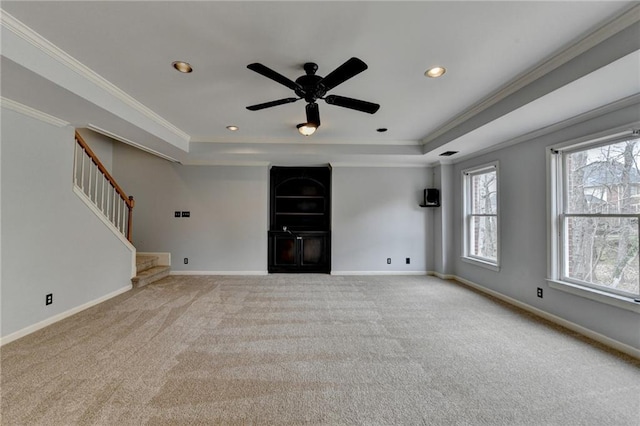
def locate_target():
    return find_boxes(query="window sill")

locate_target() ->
[461,256,500,272]
[547,279,640,313]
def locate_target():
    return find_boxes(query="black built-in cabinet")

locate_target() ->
[268,166,331,273]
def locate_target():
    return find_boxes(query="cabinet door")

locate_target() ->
[300,235,325,266]
[273,236,297,266]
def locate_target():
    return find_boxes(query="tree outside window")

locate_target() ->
[464,164,499,268]
[562,138,640,297]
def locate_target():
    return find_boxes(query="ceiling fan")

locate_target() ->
[246,57,380,134]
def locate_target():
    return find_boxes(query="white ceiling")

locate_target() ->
[1,1,639,166]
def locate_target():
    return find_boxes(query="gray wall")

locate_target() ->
[1,108,133,339]
[111,148,434,274]
[112,143,269,273]
[332,166,433,273]
[76,128,114,173]
[451,102,640,349]
[432,164,455,276]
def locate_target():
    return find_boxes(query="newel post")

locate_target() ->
[127,196,135,242]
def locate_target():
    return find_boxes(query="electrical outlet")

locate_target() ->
[387,258,391,264]
[537,287,543,298]
[181,211,190,218]
[45,293,53,306]
[184,258,189,264]
[174,211,181,218]
[406,258,410,264]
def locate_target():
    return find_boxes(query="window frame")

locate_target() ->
[547,128,640,312]
[462,162,500,271]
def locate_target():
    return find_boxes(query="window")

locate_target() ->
[549,133,640,305]
[463,163,499,270]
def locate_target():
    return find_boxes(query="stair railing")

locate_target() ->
[73,131,135,242]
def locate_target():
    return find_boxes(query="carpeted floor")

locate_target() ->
[1,274,639,425]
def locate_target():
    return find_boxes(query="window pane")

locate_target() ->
[471,171,497,214]
[565,216,639,296]
[566,139,640,214]
[470,215,498,261]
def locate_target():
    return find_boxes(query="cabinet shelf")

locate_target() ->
[276,212,324,216]
[276,195,324,199]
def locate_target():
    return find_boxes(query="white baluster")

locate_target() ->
[101,176,106,213]
[73,142,79,186]
[94,164,99,204]
[116,192,121,229]
[112,186,117,226]
[87,158,93,198]
[121,199,126,234]
[80,150,85,191]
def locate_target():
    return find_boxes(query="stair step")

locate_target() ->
[132,265,170,288]
[136,255,158,274]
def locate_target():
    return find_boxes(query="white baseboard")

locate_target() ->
[0,284,132,347]
[427,271,455,280]
[331,271,429,276]
[447,274,640,359]
[170,270,268,276]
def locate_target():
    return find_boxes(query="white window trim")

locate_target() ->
[546,126,640,313]
[462,161,500,271]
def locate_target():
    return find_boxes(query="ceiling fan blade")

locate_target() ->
[324,95,380,114]
[319,57,368,92]
[246,97,299,111]
[306,102,320,127]
[247,63,303,92]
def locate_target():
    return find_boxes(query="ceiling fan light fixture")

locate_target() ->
[172,61,193,73]
[425,66,446,78]
[297,123,317,136]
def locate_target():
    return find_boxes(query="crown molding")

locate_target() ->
[330,162,430,168]
[421,4,640,146]
[449,93,640,165]
[180,160,271,167]
[189,136,420,146]
[1,96,69,127]
[1,9,190,143]
[86,124,180,163]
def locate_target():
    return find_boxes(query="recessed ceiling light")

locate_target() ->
[376,128,388,133]
[425,66,446,78]
[172,61,193,73]
[226,125,239,131]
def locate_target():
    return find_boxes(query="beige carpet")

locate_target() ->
[1,274,639,425]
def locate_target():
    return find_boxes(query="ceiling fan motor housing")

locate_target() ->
[295,63,326,102]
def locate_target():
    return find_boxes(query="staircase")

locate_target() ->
[132,255,170,288]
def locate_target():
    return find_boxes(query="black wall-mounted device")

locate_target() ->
[420,188,440,207]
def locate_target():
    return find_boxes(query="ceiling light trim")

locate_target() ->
[172,61,193,73]
[1,96,70,127]
[425,67,446,78]
[1,10,190,143]
[421,3,640,146]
